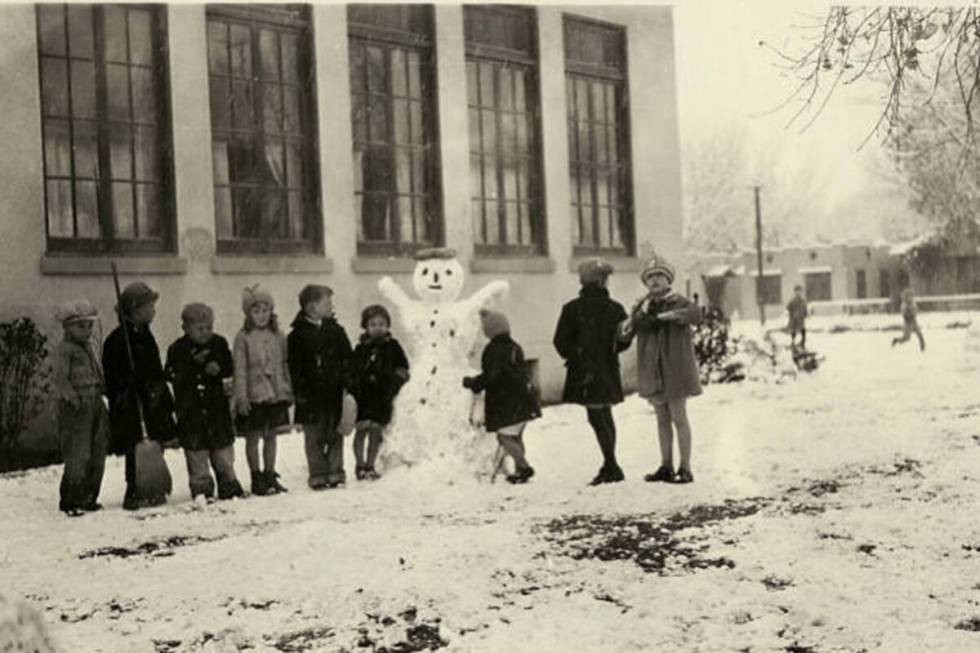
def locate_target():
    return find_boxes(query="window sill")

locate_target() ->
[568,255,641,274]
[40,255,188,276]
[211,256,334,275]
[471,257,556,274]
[351,257,417,274]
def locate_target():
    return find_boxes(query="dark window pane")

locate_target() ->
[72,120,100,179]
[351,95,367,143]
[104,6,128,64]
[366,46,385,94]
[515,69,526,111]
[485,199,499,244]
[259,29,280,80]
[214,186,233,237]
[46,180,73,237]
[265,138,286,187]
[287,190,305,240]
[209,77,231,128]
[131,67,156,123]
[349,44,365,95]
[232,80,254,129]
[67,5,94,59]
[348,4,432,35]
[479,64,495,108]
[263,83,282,133]
[466,61,478,107]
[500,67,513,111]
[409,101,423,145]
[390,48,406,97]
[74,180,100,238]
[44,119,72,176]
[106,63,130,121]
[230,25,252,76]
[395,149,411,195]
[112,182,135,237]
[286,142,303,187]
[129,9,154,65]
[481,109,496,154]
[133,126,159,181]
[283,87,300,133]
[282,34,299,83]
[212,138,230,185]
[40,58,69,116]
[407,51,421,98]
[38,5,67,57]
[468,107,481,155]
[70,61,96,119]
[227,136,256,182]
[393,99,410,145]
[207,21,229,74]
[368,94,387,143]
[136,183,161,238]
[108,125,134,181]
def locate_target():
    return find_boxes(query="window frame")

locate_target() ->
[465,4,547,258]
[804,271,832,302]
[856,268,867,299]
[562,14,634,257]
[348,4,443,257]
[36,3,176,255]
[756,274,782,305]
[205,4,323,256]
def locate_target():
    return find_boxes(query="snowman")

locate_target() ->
[377,248,508,480]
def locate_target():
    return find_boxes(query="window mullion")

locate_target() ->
[249,20,268,250]
[403,45,417,245]
[493,64,506,246]
[60,4,81,241]
[93,5,115,250]
[475,61,487,246]
[124,7,139,240]
[383,46,400,247]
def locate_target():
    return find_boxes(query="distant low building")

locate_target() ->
[890,218,980,297]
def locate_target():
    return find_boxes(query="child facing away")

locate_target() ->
[464,310,542,484]
[166,303,246,503]
[621,255,703,484]
[786,285,808,350]
[102,282,178,510]
[233,286,294,496]
[553,258,632,486]
[892,288,926,351]
[349,305,409,481]
[288,285,353,490]
[53,300,108,516]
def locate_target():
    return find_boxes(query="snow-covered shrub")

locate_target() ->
[0,318,50,470]
[693,308,746,384]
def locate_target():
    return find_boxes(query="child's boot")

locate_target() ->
[251,471,272,496]
[644,465,675,483]
[673,467,694,484]
[268,471,288,493]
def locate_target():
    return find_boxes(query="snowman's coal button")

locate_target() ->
[431,366,437,375]
[420,398,427,405]
[430,320,436,328]
[449,329,455,338]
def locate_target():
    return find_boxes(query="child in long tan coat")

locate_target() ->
[621,254,702,484]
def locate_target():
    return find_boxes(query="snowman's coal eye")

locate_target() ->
[422,267,429,276]
[445,269,453,276]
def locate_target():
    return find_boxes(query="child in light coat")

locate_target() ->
[53,299,108,516]
[621,254,702,484]
[233,286,293,496]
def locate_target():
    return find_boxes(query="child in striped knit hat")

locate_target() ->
[621,253,703,484]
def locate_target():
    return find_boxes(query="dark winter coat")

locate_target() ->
[787,296,808,331]
[350,334,409,426]
[165,334,235,452]
[287,312,353,426]
[553,285,631,406]
[102,322,177,456]
[468,334,541,433]
[624,292,703,402]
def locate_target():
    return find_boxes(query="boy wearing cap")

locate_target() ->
[553,258,633,486]
[166,303,246,503]
[102,281,178,510]
[786,285,808,350]
[621,254,702,484]
[288,284,353,489]
[53,300,108,516]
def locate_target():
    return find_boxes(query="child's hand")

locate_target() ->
[462,376,476,391]
[236,398,251,416]
[204,361,221,376]
[192,348,211,364]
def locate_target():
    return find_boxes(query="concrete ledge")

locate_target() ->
[568,256,642,274]
[351,257,417,274]
[470,257,556,274]
[211,256,334,275]
[40,255,188,276]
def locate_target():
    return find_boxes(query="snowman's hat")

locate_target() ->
[414,247,457,261]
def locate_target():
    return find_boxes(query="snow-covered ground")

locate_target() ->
[3,325,980,652]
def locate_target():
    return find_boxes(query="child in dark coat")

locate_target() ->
[102,282,178,510]
[553,258,632,486]
[786,285,808,350]
[350,305,409,481]
[464,310,541,484]
[621,255,702,484]
[288,285,353,489]
[53,300,108,516]
[892,288,925,351]
[165,303,246,503]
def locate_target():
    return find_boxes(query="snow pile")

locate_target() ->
[0,593,60,653]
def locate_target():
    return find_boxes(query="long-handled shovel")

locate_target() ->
[111,262,171,504]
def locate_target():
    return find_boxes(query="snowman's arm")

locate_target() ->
[465,280,510,314]
[378,276,413,315]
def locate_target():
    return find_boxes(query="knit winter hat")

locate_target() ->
[578,257,614,285]
[181,302,214,326]
[118,282,159,317]
[640,254,675,285]
[480,309,511,339]
[55,299,98,325]
[242,285,274,314]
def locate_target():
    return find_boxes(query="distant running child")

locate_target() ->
[892,288,925,351]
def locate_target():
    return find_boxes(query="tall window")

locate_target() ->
[36,4,174,253]
[804,272,832,301]
[880,269,891,299]
[348,4,440,254]
[465,5,544,256]
[207,4,320,254]
[564,17,632,255]
[756,274,782,305]
[856,268,867,299]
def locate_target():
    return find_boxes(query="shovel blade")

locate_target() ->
[134,438,172,501]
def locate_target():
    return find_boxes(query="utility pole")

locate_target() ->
[751,185,765,326]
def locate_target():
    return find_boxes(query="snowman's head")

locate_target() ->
[413,248,464,302]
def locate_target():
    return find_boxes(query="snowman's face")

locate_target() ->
[413,257,465,302]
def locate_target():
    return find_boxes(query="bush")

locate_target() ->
[0,318,51,472]
[693,308,745,384]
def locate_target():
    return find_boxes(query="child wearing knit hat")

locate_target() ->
[621,253,702,484]
[232,285,293,496]
[53,299,107,516]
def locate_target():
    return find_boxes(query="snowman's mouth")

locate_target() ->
[428,284,443,290]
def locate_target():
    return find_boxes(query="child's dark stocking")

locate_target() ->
[496,433,530,472]
[352,427,368,473]
[587,407,619,472]
[668,398,692,472]
[263,435,286,492]
[653,402,674,469]
[365,424,384,472]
